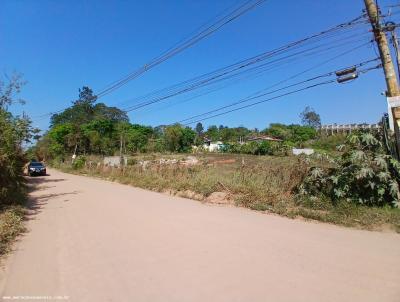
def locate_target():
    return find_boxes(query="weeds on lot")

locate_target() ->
[55,153,400,232]
[0,206,25,256]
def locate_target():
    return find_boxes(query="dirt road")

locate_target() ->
[1,168,399,302]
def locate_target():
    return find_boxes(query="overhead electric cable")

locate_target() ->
[32,0,266,120]
[95,0,267,99]
[115,24,370,108]
[179,63,382,125]
[121,30,372,112]
[183,80,336,125]
[33,13,369,120]
[137,51,378,119]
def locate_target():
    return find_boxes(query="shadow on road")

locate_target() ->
[27,176,67,187]
[25,176,79,221]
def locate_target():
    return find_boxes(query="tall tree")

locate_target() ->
[74,86,97,106]
[93,103,129,123]
[195,122,204,136]
[51,86,99,126]
[0,72,26,110]
[205,125,219,141]
[300,106,321,128]
[164,124,196,152]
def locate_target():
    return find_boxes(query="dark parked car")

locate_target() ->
[27,162,46,176]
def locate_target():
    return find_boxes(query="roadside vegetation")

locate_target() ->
[0,73,37,256]
[33,86,321,159]
[32,86,400,232]
[52,151,400,232]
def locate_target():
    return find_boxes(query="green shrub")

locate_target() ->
[299,133,400,207]
[264,123,317,144]
[310,134,347,152]
[127,158,137,166]
[0,110,28,208]
[72,156,86,170]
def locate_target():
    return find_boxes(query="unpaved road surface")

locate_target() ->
[1,169,400,302]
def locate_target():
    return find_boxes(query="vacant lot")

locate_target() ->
[55,153,400,232]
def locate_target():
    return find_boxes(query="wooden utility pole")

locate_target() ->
[119,133,123,166]
[364,0,400,95]
[388,23,400,80]
[364,0,400,152]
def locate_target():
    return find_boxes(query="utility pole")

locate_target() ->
[364,0,400,153]
[386,21,400,80]
[119,133,123,167]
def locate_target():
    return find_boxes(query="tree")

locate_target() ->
[264,123,292,140]
[81,120,116,154]
[74,86,97,106]
[93,103,129,123]
[45,123,74,158]
[289,125,317,143]
[0,72,26,110]
[48,86,130,156]
[264,123,316,144]
[195,122,204,136]
[164,124,196,152]
[124,124,153,153]
[205,125,219,141]
[300,106,321,128]
[51,86,98,126]
[0,73,34,207]
[153,125,166,138]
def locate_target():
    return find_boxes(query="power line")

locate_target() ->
[183,80,336,125]
[34,13,369,121]
[120,27,367,105]
[95,0,267,99]
[140,44,378,119]
[116,25,369,109]
[137,46,376,119]
[33,0,266,120]
[178,56,378,124]
[179,63,382,126]
[121,28,372,113]
[242,41,374,99]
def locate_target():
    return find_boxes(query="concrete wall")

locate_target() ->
[103,156,128,167]
[292,148,314,156]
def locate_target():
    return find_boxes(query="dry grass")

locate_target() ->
[55,153,400,232]
[0,206,25,256]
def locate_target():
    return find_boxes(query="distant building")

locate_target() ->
[320,123,381,135]
[203,138,224,152]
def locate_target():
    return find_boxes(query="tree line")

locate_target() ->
[0,74,39,207]
[33,86,321,160]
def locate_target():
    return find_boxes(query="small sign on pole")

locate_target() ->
[387,96,400,130]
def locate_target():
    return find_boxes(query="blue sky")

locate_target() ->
[2,0,400,131]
